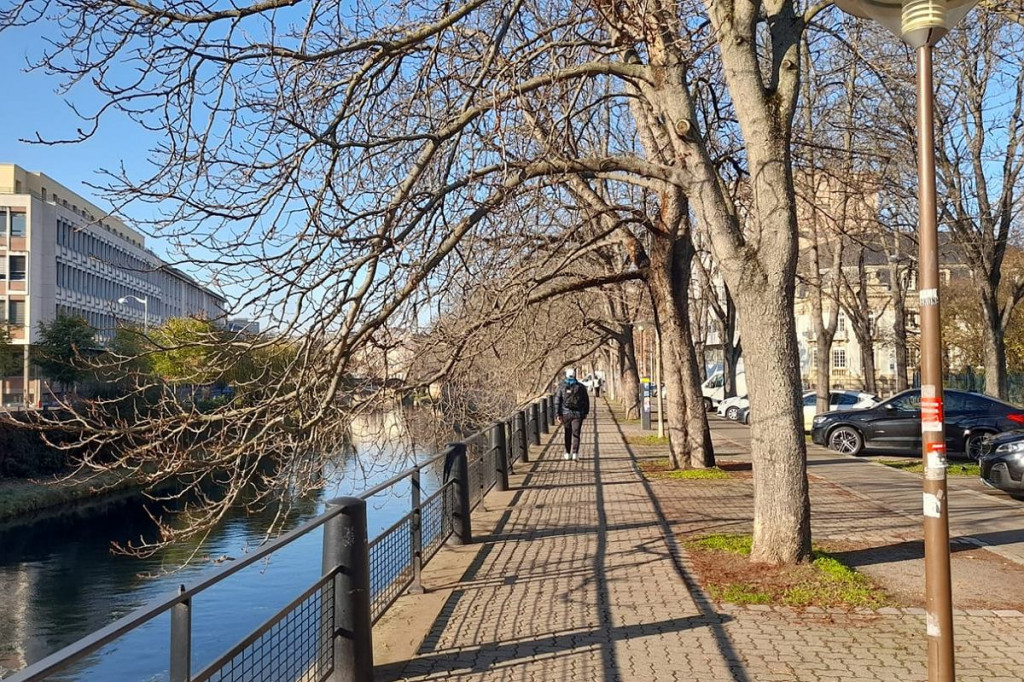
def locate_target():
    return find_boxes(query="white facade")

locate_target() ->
[0,164,227,406]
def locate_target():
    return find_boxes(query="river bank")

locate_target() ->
[0,470,148,528]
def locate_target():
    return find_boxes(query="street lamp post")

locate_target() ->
[118,295,149,333]
[833,1,979,679]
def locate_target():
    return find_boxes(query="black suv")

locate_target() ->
[811,389,1024,458]
[979,432,1024,497]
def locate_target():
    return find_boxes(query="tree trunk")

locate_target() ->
[809,236,839,412]
[604,347,617,402]
[617,329,641,419]
[733,282,811,565]
[860,338,877,394]
[815,349,831,395]
[648,229,715,469]
[722,289,740,398]
[892,282,910,392]
[982,290,1008,399]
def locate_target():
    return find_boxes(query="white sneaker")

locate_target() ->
[571,452,578,461]
[564,451,571,460]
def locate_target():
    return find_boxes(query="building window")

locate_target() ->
[7,300,25,327]
[10,212,26,237]
[832,348,847,371]
[8,256,26,281]
[889,349,897,373]
[837,313,846,333]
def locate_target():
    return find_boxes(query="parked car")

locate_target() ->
[801,390,878,432]
[979,431,1024,497]
[717,394,749,420]
[811,389,1024,457]
[738,405,751,425]
[701,370,747,411]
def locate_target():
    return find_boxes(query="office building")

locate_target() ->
[0,164,227,407]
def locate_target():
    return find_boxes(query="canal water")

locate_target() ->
[0,411,447,681]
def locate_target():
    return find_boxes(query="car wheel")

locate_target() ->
[965,433,990,461]
[828,426,864,455]
[742,411,751,425]
[726,406,740,421]
[703,398,713,412]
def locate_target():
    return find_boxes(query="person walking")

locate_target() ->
[556,368,590,461]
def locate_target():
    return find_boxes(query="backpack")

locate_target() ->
[563,381,585,411]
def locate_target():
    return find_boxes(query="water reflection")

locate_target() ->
[0,409,447,680]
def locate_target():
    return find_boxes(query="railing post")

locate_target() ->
[529,403,541,446]
[170,585,191,682]
[322,497,373,682]
[492,421,509,492]
[409,468,424,594]
[505,419,516,473]
[514,410,529,463]
[539,398,550,434]
[443,443,473,544]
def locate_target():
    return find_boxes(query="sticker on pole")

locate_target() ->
[926,612,941,637]
[921,396,943,432]
[924,442,947,479]
[919,288,939,306]
[923,492,942,518]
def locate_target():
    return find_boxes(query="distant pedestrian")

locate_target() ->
[556,368,590,461]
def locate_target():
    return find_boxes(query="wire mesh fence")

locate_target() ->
[368,515,414,623]
[464,431,488,510]
[421,482,455,562]
[194,574,335,682]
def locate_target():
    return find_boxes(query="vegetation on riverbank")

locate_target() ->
[0,470,140,523]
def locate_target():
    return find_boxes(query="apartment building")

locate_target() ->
[0,164,227,407]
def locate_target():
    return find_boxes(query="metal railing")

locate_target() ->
[7,395,556,682]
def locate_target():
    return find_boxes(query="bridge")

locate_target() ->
[8,398,1024,681]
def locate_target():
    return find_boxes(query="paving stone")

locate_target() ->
[389,402,1024,681]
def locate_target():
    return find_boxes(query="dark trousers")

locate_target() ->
[563,416,584,454]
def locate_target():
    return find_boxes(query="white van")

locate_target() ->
[701,370,747,410]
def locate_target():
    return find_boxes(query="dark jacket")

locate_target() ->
[555,379,590,417]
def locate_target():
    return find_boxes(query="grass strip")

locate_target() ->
[625,435,670,446]
[639,458,730,480]
[687,533,891,609]
[877,459,980,477]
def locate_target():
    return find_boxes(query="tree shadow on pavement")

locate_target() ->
[608,412,754,682]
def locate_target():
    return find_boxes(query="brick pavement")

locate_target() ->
[388,401,1024,681]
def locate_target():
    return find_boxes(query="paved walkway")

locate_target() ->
[386,402,1024,681]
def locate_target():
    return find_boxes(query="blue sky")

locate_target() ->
[0,25,164,254]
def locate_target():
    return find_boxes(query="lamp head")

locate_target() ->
[117,297,128,304]
[834,0,979,47]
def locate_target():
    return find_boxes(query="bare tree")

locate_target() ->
[1,0,840,563]
[933,16,1024,399]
